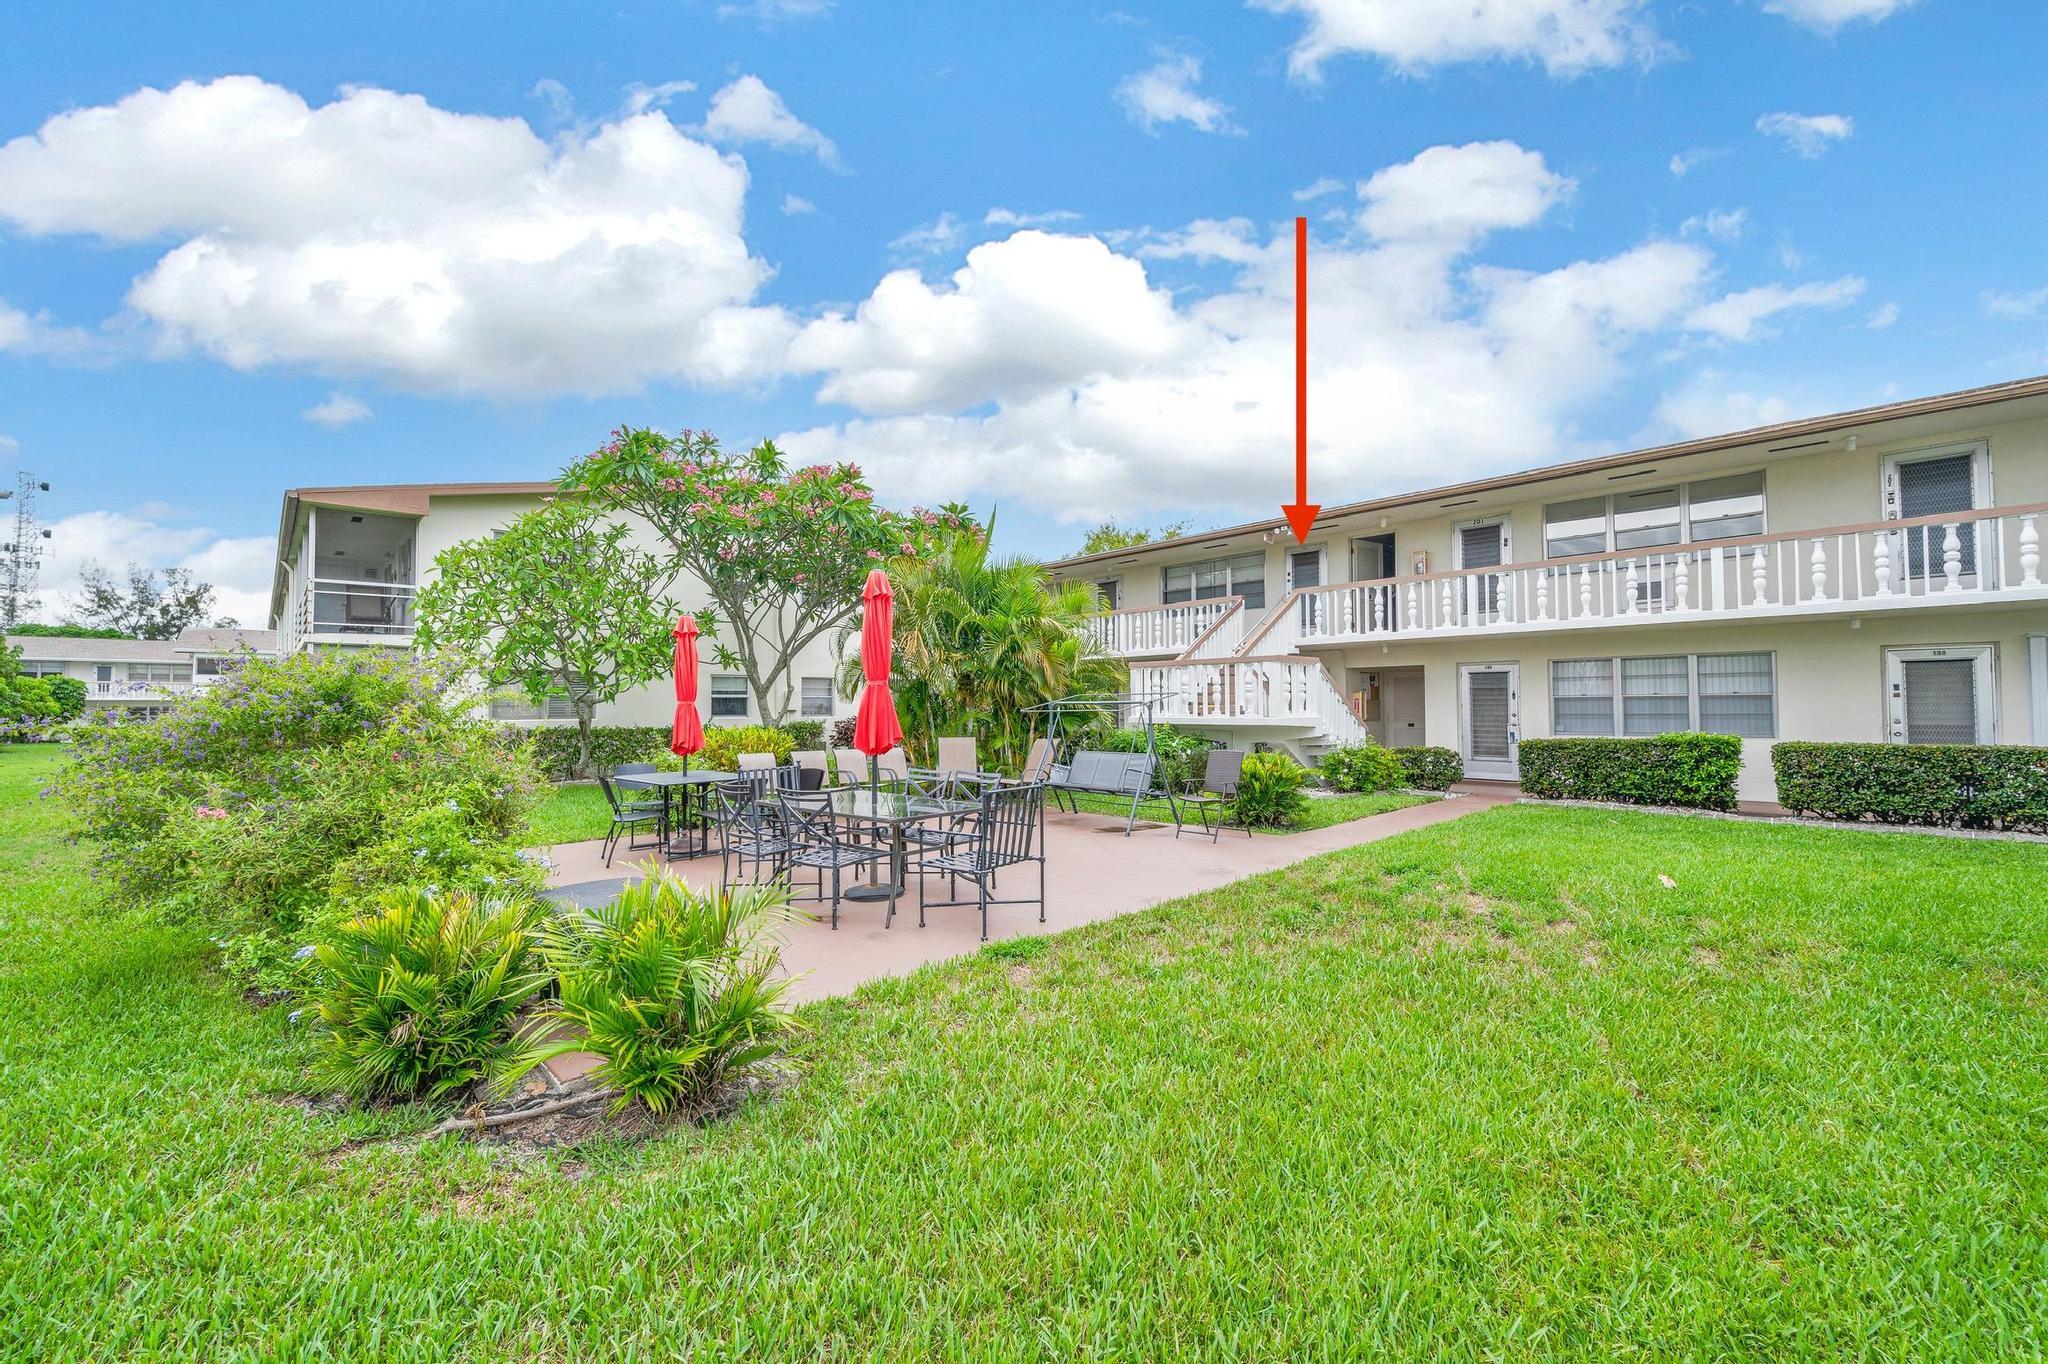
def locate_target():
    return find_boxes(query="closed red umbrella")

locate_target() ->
[670,614,705,769]
[853,569,903,770]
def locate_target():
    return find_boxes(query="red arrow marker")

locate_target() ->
[1281,214,1319,544]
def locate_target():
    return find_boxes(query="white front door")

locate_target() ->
[1460,663,1520,780]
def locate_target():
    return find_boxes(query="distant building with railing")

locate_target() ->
[1050,374,2048,803]
[4,627,276,720]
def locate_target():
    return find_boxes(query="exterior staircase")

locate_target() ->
[1105,597,1371,760]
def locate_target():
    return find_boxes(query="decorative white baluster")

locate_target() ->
[1497,572,1514,624]
[1534,570,1550,621]
[1809,540,1828,602]
[1673,554,1691,611]
[1871,529,1893,597]
[1577,565,1594,618]
[1440,577,1456,627]
[1404,582,1419,630]
[1620,560,1638,615]
[2021,513,2041,588]
[1751,548,1769,606]
[1941,523,1964,592]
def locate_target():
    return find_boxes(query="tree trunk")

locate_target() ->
[573,703,597,781]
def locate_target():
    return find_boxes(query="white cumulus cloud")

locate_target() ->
[34,509,275,627]
[1762,0,1915,32]
[0,76,795,397]
[1982,286,2048,320]
[700,75,839,166]
[1756,110,1854,157]
[775,141,1751,523]
[1254,0,1662,79]
[1685,275,1865,341]
[1115,54,1239,134]
[302,392,373,428]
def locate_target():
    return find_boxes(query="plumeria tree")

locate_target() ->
[560,428,976,724]
[415,500,681,778]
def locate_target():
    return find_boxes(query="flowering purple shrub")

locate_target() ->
[55,649,543,990]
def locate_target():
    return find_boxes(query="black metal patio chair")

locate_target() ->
[917,779,1048,941]
[778,791,897,929]
[709,779,794,890]
[596,775,666,868]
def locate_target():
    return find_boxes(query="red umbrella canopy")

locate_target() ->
[852,568,903,756]
[670,614,705,758]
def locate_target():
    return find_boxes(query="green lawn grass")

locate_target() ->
[6,741,2045,1360]
[524,779,613,845]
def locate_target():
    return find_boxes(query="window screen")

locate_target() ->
[1687,473,1766,541]
[1551,659,1616,736]
[1896,453,1979,577]
[801,676,834,717]
[1228,553,1265,609]
[1544,497,1608,558]
[1697,653,1775,737]
[1901,658,1979,744]
[1162,555,1264,608]
[1094,579,1120,610]
[1614,488,1682,551]
[1621,656,1690,735]
[488,695,545,721]
[710,674,750,718]
[1458,522,1504,569]
[1162,565,1193,603]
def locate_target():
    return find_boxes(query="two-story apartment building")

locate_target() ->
[267,482,850,728]
[4,627,276,719]
[1047,374,2048,804]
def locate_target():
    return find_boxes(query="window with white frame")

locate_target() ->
[710,674,750,718]
[129,663,193,686]
[1885,646,1995,744]
[1543,471,1766,559]
[1551,652,1776,739]
[800,676,834,717]
[1551,658,1617,735]
[1161,552,1264,609]
[19,660,66,677]
[1697,653,1777,737]
[1621,656,1690,735]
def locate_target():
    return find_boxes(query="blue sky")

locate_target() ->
[2,0,2044,624]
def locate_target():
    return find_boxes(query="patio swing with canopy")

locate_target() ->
[1022,694,1187,836]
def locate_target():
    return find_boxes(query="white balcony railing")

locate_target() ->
[1131,655,1369,746]
[284,577,417,652]
[1086,597,1243,658]
[84,680,202,701]
[1250,503,2047,652]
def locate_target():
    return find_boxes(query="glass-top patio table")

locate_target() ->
[615,769,735,860]
[816,786,981,902]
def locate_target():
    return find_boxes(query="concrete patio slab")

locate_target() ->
[540,787,1511,1005]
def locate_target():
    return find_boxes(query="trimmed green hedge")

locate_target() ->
[1395,746,1463,790]
[522,726,670,781]
[1772,741,2048,832]
[1520,733,1742,811]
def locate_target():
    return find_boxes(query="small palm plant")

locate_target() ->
[497,874,804,1116]
[312,889,550,1104]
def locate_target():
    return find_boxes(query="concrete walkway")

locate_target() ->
[543,786,1512,1005]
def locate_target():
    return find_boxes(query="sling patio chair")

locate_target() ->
[1174,749,1248,841]
[935,736,979,775]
